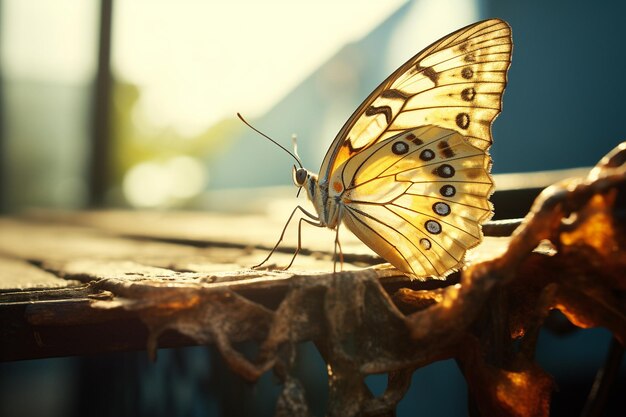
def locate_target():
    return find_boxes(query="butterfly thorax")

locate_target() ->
[303,173,342,229]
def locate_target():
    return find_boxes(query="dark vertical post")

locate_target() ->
[89,0,114,206]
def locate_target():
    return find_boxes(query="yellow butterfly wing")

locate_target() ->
[336,126,494,278]
[323,19,512,279]
[319,19,512,180]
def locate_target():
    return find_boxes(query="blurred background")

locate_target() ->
[1,0,625,416]
[2,0,626,213]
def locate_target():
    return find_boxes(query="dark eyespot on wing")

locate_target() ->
[461,87,476,101]
[455,113,470,129]
[464,53,476,63]
[420,149,435,161]
[434,164,455,178]
[433,202,451,216]
[440,184,456,197]
[392,141,409,155]
[425,220,442,235]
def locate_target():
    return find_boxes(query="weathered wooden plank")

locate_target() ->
[0,216,375,268]
[0,256,80,290]
[0,212,390,361]
[0,172,535,363]
[0,217,378,286]
[19,208,375,257]
[0,232,510,362]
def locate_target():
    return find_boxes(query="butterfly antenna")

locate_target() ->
[237,113,303,169]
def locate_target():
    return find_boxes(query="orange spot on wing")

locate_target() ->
[333,145,355,171]
[333,181,343,193]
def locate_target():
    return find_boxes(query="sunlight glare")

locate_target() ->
[112,0,406,136]
[123,156,207,207]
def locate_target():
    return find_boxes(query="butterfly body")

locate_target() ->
[297,171,341,229]
[267,19,512,280]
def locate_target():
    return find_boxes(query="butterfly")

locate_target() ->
[248,18,512,280]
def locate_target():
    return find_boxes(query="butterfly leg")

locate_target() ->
[284,216,325,270]
[333,227,344,273]
[253,205,320,269]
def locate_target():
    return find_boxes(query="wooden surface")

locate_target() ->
[0,209,375,361]
[0,168,588,361]
[0,208,509,361]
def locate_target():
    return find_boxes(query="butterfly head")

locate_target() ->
[292,165,320,203]
[292,165,311,198]
[292,165,308,187]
